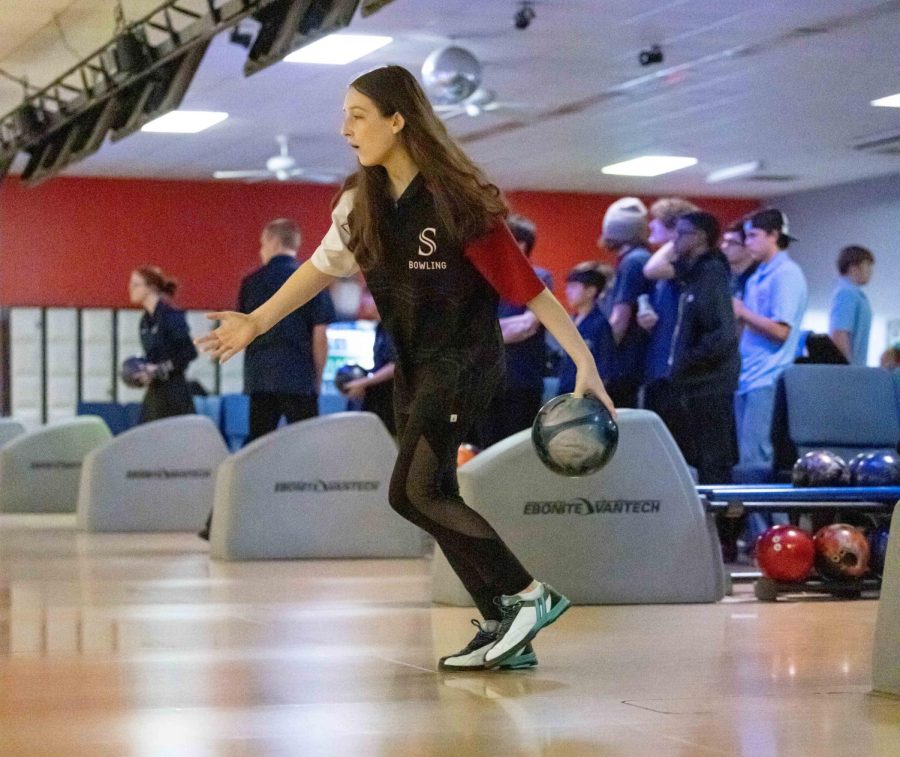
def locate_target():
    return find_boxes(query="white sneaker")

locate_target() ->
[483,583,570,668]
[439,619,538,671]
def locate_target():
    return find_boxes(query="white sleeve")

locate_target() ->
[310,190,360,277]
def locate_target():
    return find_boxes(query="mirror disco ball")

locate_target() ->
[421,46,482,105]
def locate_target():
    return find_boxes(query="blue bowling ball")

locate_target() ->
[849,451,900,487]
[868,525,890,576]
[532,393,618,477]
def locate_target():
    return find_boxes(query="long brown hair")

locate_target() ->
[341,65,507,270]
[134,265,178,297]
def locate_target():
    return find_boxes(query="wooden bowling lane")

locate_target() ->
[0,514,897,756]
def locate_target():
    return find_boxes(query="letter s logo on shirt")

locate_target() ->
[417,227,437,257]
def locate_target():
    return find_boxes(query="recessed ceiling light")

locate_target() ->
[871,92,900,108]
[601,155,697,177]
[141,111,228,133]
[284,34,392,65]
[706,160,763,183]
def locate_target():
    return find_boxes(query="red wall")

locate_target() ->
[0,176,757,309]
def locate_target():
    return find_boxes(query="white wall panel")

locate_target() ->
[45,308,78,421]
[9,308,43,424]
[80,309,114,403]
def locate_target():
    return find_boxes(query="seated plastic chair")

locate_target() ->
[77,402,128,435]
[772,364,900,473]
[0,417,112,513]
[432,409,726,606]
[193,395,223,431]
[77,416,228,532]
[221,394,250,451]
[210,412,427,560]
[123,403,143,431]
[0,418,26,448]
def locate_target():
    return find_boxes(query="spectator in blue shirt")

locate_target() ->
[558,263,616,394]
[733,209,808,469]
[829,245,875,366]
[599,197,655,407]
[239,218,336,441]
[720,221,759,300]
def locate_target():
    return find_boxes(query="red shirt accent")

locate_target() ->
[464,223,546,306]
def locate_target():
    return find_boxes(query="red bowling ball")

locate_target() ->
[813,523,870,579]
[755,525,815,582]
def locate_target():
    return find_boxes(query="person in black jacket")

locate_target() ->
[667,212,740,485]
[128,265,197,422]
[240,218,336,442]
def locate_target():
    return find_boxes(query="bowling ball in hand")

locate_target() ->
[791,450,850,487]
[813,523,870,580]
[755,525,815,583]
[120,356,149,388]
[849,451,900,487]
[532,393,618,477]
[334,364,368,394]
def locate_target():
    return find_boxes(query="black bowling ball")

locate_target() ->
[792,450,850,487]
[334,364,368,393]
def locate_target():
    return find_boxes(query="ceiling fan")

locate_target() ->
[213,135,345,183]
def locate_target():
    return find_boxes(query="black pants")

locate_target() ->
[472,386,543,449]
[362,382,396,435]
[670,387,740,556]
[606,377,641,409]
[669,388,737,485]
[390,366,532,620]
[248,392,318,443]
[140,376,194,423]
[641,378,679,434]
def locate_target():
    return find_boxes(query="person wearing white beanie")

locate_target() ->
[597,197,654,407]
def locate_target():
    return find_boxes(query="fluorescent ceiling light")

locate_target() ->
[601,155,697,177]
[285,34,392,65]
[706,160,762,184]
[141,111,228,133]
[871,92,900,108]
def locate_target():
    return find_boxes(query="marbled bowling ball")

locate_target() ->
[813,523,870,580]
[532,393,618,477]
[791,450,850,487]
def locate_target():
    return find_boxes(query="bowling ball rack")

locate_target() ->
[698,484,898,602]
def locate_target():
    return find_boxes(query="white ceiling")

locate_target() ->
[2,0,900,196]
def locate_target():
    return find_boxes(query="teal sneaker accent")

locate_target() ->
[499,643,537,670]
[484,583,571,668]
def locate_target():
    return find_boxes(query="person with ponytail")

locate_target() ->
[128,265,198,422]
[196,66,614,671]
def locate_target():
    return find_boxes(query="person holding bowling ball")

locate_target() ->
[128,265,197,423]
[196,65,614,671]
